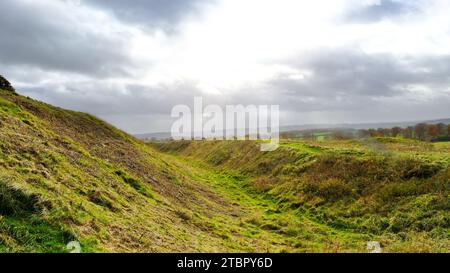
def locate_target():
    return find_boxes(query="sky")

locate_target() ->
[1,0,450,133]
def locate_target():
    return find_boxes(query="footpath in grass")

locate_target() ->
[161,152,372,253]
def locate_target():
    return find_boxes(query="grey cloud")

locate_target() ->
[18,80,205,132]
[20,81,203,116]
[84,0,215,32]
[270,50,450,102]
[2,0,449,133]
[346,0,420,23]
[0,0,133,77]
[253,50,450,121]
[14,47,450,133]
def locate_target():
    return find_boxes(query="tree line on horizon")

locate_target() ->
[358,123,450,142]
[281,123,450,142]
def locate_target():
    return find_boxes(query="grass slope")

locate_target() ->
[0,89,317,252]
[1,87,448,252]
[151,140,450,252]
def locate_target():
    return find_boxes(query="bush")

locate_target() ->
[0,75,15,93]
[432,136,450,142]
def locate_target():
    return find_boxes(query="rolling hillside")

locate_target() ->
[0,88,301,252]
[0,86,449,252]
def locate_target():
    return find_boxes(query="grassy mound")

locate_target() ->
[1,86,448,252]
[1,89,310,252]
[151,140,450,252]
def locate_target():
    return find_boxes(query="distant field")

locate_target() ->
[282,138,450,162]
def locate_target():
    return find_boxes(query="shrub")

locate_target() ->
[0,75,15,93]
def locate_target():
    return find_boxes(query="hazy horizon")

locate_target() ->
[2,0,450,134]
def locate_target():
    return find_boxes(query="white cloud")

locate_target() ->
[2,0,450,132]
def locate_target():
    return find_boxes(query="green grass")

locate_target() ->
[1,87,448,253]
[150,139,450,252]
[114,170,155,199]
[0,216,75,253]
[1,89,266,252]
[163,154,371,252]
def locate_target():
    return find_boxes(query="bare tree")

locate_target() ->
[415,123,428,140]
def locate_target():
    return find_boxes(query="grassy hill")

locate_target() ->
[151,139,450,252]
[0,88,221,252]
[0,88,301,252]
[0,87,448,252]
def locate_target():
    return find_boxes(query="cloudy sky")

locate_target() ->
[2,0,450,133]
